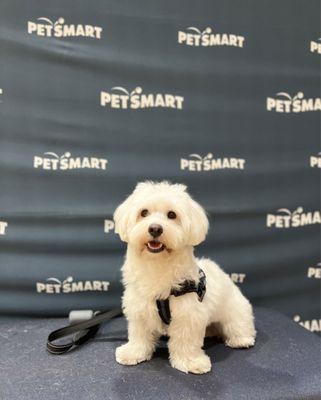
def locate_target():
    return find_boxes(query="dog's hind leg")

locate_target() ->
[220,287,256,348]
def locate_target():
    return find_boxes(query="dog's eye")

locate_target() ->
[167,211,176,219]
[141,209,149,217]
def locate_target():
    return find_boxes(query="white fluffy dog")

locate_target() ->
[114,181,256,374]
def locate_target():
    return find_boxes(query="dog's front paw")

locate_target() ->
[225,336,255,348]
[115,343,152,366]
[170,353,212,374]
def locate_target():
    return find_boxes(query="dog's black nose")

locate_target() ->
[148,224,163,238]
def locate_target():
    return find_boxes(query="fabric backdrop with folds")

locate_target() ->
[0,0,320,338]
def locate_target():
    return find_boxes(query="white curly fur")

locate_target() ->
[114,181,256,374]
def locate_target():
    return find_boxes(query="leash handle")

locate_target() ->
[47,308,123,355]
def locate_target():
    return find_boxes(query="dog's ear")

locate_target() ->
[187,198,209,246]
[113,194,134,242]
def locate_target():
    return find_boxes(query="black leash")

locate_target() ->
[47,269,206,355]
[47,308,122,354]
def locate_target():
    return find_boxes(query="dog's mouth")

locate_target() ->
[145,240,166,253]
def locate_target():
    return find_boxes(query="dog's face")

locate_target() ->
[114,181,209,257]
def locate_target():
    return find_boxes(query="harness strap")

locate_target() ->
[156,268,206,325]
[156,299,171,325]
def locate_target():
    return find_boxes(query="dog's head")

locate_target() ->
[113,181,209,257]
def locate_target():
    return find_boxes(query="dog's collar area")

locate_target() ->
[156,268,206,325]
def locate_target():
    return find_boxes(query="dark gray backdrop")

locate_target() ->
[0,0,320,336]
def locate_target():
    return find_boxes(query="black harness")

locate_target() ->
[156,268,206,325]
[46,269,206,354]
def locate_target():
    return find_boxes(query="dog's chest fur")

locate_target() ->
[120,247,200,331]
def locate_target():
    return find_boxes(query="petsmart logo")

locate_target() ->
[0,221,8,235]
[36,276,110,294]
[27,17,102,39]
[310,152,321,168]
[178,27,245,48]
[307,263,321,279]
[266,207,321,228]
[100,86,184,109]
[180,153,246,171]
[230,273,246,283]
[266,92,321,113]
[293,315,321,333]
[33,152,108,170]
[310,38,321,54]
[104,219,115,233]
